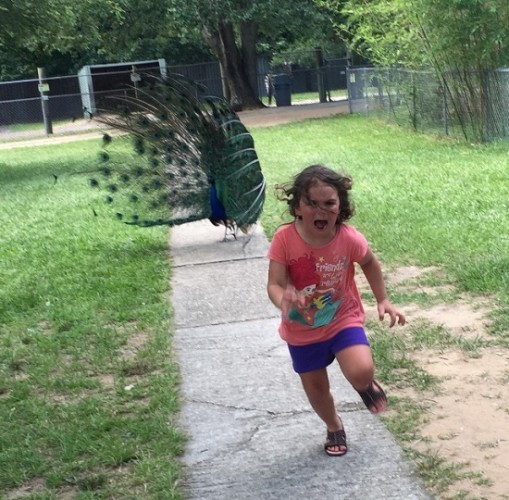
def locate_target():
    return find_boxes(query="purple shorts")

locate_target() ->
[287,327,369,373]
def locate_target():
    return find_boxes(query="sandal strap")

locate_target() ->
[357,380,387,412]
[325,429,347,447]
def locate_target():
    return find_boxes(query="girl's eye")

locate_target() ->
[306,199,338,210]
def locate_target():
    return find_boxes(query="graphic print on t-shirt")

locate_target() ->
[287,252,347,327]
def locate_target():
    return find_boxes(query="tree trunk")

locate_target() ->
[240,20,260,101]
[203,20,263,110]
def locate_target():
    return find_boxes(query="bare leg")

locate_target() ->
[299,368,346,454]
[335,344,374,390]
[335,345,386,413]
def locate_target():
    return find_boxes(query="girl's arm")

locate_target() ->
[267,260,305,315]
[358,248,406,327]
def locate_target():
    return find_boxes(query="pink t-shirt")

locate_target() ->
[267,222,368,346]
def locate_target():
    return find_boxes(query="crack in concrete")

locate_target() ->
[186,397,365,416]
[187,397,312,417]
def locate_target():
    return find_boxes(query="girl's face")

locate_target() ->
[299,284,317,297]
[295,181,340,244]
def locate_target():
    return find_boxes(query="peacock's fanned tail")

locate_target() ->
[88,73,265,231]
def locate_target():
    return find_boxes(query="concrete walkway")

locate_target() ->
[171,221,432,499]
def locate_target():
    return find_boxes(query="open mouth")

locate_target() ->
[314,219,328,230]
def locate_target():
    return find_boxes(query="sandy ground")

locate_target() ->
[2,102,507,498]
[380,266,509,500]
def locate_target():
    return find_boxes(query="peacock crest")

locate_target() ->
[89,73,265,234]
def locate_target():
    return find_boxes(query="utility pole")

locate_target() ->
[37,67,53,135]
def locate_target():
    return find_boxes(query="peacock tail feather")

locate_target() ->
[89,73,265,231]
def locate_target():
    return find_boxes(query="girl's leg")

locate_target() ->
[299,368,346,454]
[299,368,342,430]
[335,345,386,413]
[335,344,374,390]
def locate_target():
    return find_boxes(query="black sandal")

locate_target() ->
[324,429,348,457]
[357,380,387,414]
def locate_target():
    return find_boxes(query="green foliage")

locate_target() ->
[167,0,330,38]
[0,0,344,87]
[319,0,509,141]
[319,0,421,68]
[415,0,509,70]
[0,0,212,79]
[321,0,509,70]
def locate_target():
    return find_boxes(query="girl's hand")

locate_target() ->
[377,299,406,327]
[280,286,306,316]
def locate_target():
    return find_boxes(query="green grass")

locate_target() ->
[0,141,184,498]
[255,114,509,349]
[3,119,72,132]
[254,114,509,295]
[1,112,508,498]
[261,89,347,106]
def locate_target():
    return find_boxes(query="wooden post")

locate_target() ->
[37,67,53,135]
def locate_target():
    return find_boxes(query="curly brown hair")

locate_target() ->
[275,164,354,224]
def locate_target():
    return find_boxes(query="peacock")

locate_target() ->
[88,73,265,236]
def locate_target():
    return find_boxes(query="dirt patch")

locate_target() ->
[386,265,509,499]
[415,348,509,498]
[5,478,79,500]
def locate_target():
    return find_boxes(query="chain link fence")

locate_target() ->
[347,67,509,142]
[0,61,222,127]
[0,74,83,126]
[0,53,349,131]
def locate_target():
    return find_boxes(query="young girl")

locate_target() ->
[267,164,405,457]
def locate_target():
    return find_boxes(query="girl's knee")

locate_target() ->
[335,346,375,390]
[347,365,375,391]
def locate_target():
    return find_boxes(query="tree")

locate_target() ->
[327,0,509,70]
[319,0,509,141]
[0,0,211,79]
[166,0,339,109]
[0,0,124,78]
[316,0,423,67]
[1,0,341,111]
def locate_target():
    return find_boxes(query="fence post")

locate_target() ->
[37,67,53,135]
[411,71,417,130]
[346,68,353,114]
[482,69,491,142]
[442,79,449,136]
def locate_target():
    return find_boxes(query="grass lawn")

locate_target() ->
[1,113,508,498]
[1,141,183,497]
[260,88,347,106]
